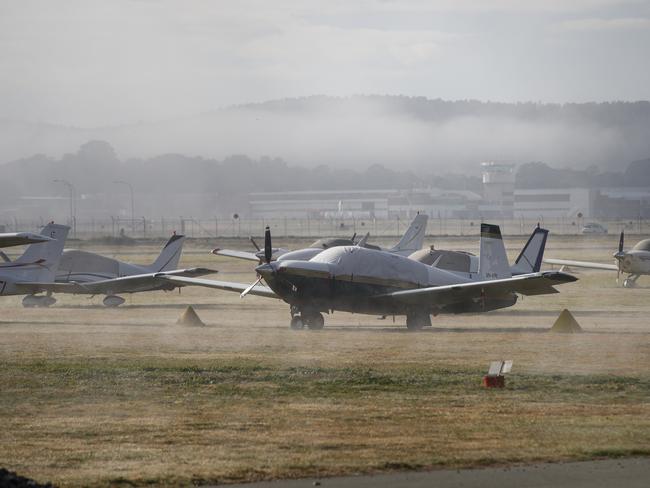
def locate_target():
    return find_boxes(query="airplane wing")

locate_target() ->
[373,271,577,306]
[0,232,53,248]
[212,248,260,262]
[543,258,618,271]
[16,267,218,295]
[157,275,280,299]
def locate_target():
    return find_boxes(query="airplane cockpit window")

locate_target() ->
[310,238,353,249]
[436,252,472,273]
[632,239,650,252]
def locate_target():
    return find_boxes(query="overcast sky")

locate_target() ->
[1,0,649,126]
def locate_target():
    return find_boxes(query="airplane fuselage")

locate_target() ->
[257,247,517,317]
[54,250,174,294]
[618,250,650,274]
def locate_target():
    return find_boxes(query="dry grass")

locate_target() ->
[1,236,649,486]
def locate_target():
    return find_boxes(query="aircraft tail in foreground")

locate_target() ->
[478,223,511,280]
[148,234,186,272]
[511,225,549,275]
[6,223,70,283]
[9,223,70,281]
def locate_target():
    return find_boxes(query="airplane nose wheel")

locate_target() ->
[623,277,638,288]
[289,308,324,330]
[290,316,304,330]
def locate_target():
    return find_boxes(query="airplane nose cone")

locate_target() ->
[614,251,626,260]
[255,263,275,276]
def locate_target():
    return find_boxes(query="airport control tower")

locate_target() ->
[481,162,515,218]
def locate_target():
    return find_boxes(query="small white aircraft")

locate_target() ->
[0,223,69,301]
[214,214,429,263]
[545,231,650,287]
[20,233,216,307]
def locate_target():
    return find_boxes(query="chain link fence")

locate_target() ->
[1,216,646,240]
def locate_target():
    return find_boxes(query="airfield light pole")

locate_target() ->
[54,179,76,238]
[113,180,135,234]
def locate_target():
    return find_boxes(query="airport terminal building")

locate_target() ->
[247,161,650,221]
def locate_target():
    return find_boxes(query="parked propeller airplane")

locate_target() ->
[160,223,576,330]
[545,231,650,287]
[214,214,428,263]
[0,223,69,300]
[19,233,216,307]
[411,225,549,276]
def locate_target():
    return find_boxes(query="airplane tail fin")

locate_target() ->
[511,225,549,275]
[148,234,186,271]
[12,223,70,281]
[478,223,511,280]
[390,213,428,254]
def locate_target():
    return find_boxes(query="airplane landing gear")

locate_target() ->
[22,294,56,308]
[289,307,324,330]
[406,311,431,330]
[303,312,325,330]
[623,275,639,288]
[290,316,304,330]
[103,295,126,307]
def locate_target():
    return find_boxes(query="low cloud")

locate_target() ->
[556,17,650,32]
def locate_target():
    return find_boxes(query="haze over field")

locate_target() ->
[1,1,649,171]
[2,97,650,171]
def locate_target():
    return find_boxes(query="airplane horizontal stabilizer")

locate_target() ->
[0,232,53,248]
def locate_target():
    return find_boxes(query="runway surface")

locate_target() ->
[224,458,650,488]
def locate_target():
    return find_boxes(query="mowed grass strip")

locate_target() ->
[2,357,649,487]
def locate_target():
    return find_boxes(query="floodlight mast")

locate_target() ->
[53,178,76,238]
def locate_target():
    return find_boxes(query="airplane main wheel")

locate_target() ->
[305,313,325,330]
[103,295,126,307]
[290,316,304,330]
[406,312,431,330]
[623,278,637,288]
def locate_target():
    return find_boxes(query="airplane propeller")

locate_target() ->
[264,226,272,263]
[240,275,263,298]
[615,230,625,283]
[249,236,261,252]
[241,227,273,298]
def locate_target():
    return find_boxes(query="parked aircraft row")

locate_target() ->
[11,215,642,329]
[0,224,214,307]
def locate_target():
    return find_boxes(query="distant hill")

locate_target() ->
[1,96,649,171]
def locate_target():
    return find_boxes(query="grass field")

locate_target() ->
[1,235,649,486]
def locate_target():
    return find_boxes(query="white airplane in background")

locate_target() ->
[545,231,650,287]
[0,223,69,301]
[20,233,216,307]
[214,214,429,263]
